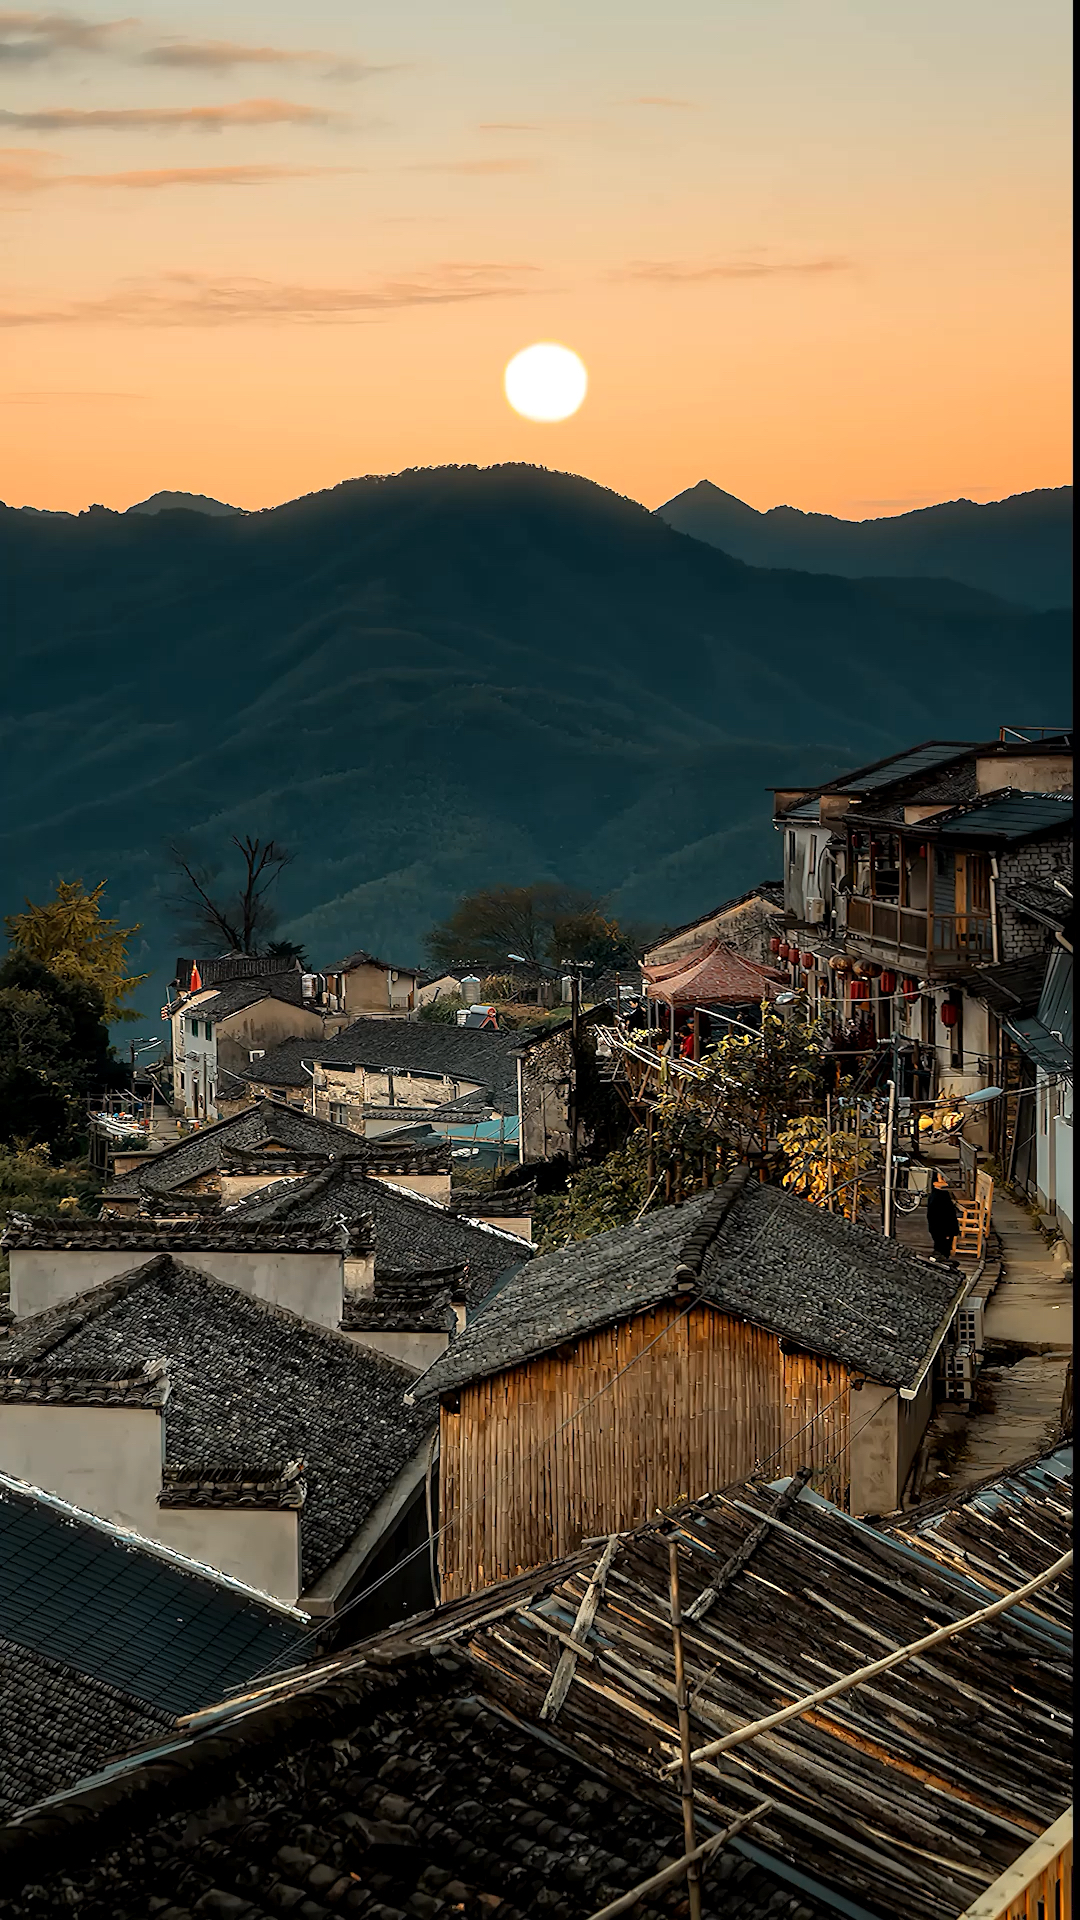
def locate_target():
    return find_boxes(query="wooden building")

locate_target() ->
[409,1166,968,1598]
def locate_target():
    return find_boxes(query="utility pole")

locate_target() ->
[568,976,580,1170]
[883,1077,898,1238]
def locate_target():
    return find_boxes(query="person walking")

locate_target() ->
[926,1168,960,1262]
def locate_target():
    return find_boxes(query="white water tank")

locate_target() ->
[805,897,826,924]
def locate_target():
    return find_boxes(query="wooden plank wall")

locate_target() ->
[439,1303,852,1598]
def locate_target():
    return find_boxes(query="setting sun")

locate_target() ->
[504,343,588,423]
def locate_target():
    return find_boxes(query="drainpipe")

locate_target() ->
[989,856,1001,965]
[300,1059,317,1116]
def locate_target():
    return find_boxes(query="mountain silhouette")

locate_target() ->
[1,463,1071,1020]
[656,481,1072,610]
[126,491,241,517]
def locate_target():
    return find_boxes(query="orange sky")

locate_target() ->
[1,0,1071,516]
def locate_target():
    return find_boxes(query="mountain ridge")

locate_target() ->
[1,463,1070,1023]
[656,480,1072,609]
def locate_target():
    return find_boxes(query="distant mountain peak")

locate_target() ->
[656,481,1072,609]
[126,490,241,517]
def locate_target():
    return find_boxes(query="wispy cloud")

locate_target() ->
[0,96,345,131]
[0,10,130,62]
[406,156,540,175]
[0,12,377,78]
[612,255,852,282]
[630,95,697,108]
[0,147,357,189]
[0,262,540,327]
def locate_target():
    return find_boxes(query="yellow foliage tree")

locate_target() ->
[777,1114,878,1221]
[5,880,148,1023]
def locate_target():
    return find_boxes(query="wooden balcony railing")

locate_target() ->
[957,1807,1072,1919]
[846,897,994,963]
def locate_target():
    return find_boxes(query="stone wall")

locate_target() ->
[998,832,1073,962]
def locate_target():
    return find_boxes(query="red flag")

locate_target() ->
[190,963,202,992]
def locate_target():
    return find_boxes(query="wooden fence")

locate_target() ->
[958,1807,1072,1919]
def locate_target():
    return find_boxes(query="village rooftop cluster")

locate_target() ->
[0,725,1072,1920]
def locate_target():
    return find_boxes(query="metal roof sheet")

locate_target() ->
[0,1473,304,1728]
[935,790,1073,841]
[835,742,974,794]
[1038,946,1073,1052]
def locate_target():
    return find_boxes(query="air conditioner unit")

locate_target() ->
[805,897,826,924]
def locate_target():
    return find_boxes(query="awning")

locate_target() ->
[1004,1016,1073,1076]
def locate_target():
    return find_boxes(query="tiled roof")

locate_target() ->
[0,1640,171,1821]
[225,1162,532,1306]
[175,954,301,988]
[643,938,785,1007]
[225,1035,318,1088]
[646,884,784,951]
[100,1098,417,1199]
[178,975,307,1022]
[1,1215,365,1254]
[998,878,1073,931]
[342,1268,459,1334]
[411,1168,965,1403]
[0,1468,304,1815]
[1,1257,433,1586]
[0,1359,171,1407]
[320,1018,524,1111]
[158,1462,307,1510]
[328,949,418,976]
[2,1455,1069,1920]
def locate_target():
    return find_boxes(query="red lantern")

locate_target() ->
[879,970,897,995]
[770,936,782,955]
[801,951,816,970]
[940,1000,959,1028]
[849,979,869,1001]
[901,976,919,999]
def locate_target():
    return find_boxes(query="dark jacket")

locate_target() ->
[927,1184,960,1239]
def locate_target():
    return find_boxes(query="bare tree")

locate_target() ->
[167,835,293,955]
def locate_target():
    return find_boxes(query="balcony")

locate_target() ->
[846,897,994,968]
[957,1806,1072,1919]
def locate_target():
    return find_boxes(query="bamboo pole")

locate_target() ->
[851,1101,862,1223]
[668,1536,702,1920]
[661,1548,1072,1777]
[582,1803,772,1920]
[825,1093,834,1211]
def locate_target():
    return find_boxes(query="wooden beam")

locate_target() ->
[539,1534,618,1721]
[581,1802,773,1920]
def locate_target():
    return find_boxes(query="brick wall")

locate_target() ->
[997,833,1073,962]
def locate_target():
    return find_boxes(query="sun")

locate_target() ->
[504,342,588,422]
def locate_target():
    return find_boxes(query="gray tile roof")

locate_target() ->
[1,1216,365,1254]
[0,1467,305,1815]
[1,1257,433,1586]
[180,975,306,1022]
[998,878,1073,931]
[0,1651,831,1920]
[101,1098,412,1199]
[0,1638,171,1819]
[320,1018,523,1111]
[5,1454,1068,1920]
[342,1268,459,1334]
[226,1035,318,1088]
[411,1169,964,1403]
[328,949,417,975]
[225,1162,532,1306]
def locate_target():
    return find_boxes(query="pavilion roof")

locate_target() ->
[642,937,784,1007]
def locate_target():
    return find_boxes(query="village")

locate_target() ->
[0,725,1072,1920]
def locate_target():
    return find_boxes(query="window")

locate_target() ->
[787,831,797,869]
[189,1019,199,1040]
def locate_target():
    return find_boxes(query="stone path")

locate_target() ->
[913,1187,1072,1499]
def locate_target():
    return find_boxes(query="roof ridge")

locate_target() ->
[1,1253,174,1363]
[674,1164,752,1279]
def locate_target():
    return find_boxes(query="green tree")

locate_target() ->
[425,882,653,975]
[0,952,124,1154]
[689,1001,831,1157]
[5,879,147,1023]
